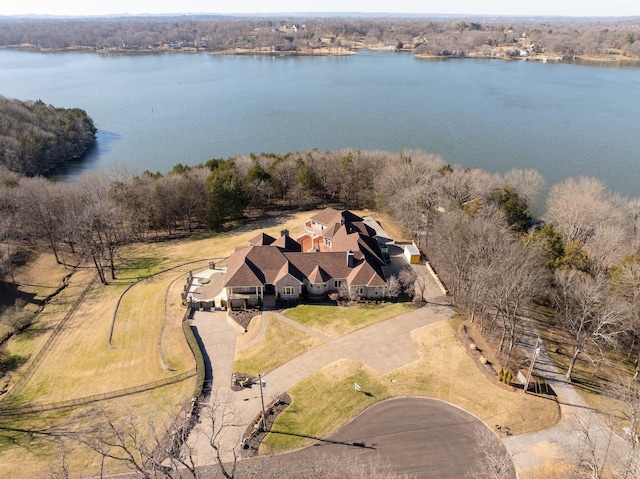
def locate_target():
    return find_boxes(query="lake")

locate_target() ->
[0,49,639,200]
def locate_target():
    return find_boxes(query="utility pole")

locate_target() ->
[524,337,541,394]
[259,373,267,431]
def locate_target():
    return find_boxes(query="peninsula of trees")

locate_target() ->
[0,15,638,63]
[0,96,96,175]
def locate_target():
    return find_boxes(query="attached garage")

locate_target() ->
[404,243,420,264]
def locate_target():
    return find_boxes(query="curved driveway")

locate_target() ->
[187,301,455,468]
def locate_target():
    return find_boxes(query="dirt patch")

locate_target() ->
[241,392,292,457]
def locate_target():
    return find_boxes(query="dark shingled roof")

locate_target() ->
[272,234,302,252]
[225,208,388,290]
[248,232,276,246]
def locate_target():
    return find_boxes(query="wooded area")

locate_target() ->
[0,96,96,175]
[2,147,640,476]
[1,148,640,391]
[0,15,638,61]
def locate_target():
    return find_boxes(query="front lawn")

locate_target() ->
[233,314,324,375]
[261,360,390,453]
[261,318,560,453]
[282,302,415,338]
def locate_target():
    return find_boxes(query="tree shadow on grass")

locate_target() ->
[268,430,377,450]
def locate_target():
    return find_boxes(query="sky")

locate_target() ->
[1,1,638,18]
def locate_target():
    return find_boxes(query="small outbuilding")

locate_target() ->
[404,243,420,264]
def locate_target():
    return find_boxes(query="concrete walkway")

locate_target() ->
[186,301,455,466]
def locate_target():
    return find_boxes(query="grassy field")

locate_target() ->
[0,210,329,478]
[0,207,561,477]
[262,317,560,453]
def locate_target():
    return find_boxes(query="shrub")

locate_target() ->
[182,320,205,396]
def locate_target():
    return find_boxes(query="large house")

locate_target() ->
[224,208,389,308]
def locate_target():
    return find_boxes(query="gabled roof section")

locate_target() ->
[274,260,305,283]
[284,251,351,281]
[248,232,276,246]
[310,208,366,230]
[309,207,342,227]
[347,261,387,287]
[323,223,341,240]
[330,226,386,266]
[272,234,302,252]
[308,265,332,284]
[224,246,264,287]
[225,245,291,287]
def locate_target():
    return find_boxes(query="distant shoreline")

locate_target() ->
[2,44,638,66]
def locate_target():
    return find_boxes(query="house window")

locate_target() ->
[334,280,342,288]
[357,286,365,296]
[315,284,322,290]
[324,238,331,247]
[282,286,295,295]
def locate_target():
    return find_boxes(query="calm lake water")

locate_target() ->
[0,49,639,200]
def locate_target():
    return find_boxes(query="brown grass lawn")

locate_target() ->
[0,210,328,478]
[234,314,324,375]
[282,302,415,338]
[0,380,194,479]
[263,318,560,453]
[390,318,559,435]
[0,209,560,477]
[3,210,323,404]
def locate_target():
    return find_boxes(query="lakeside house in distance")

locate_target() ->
[224,208,389,308]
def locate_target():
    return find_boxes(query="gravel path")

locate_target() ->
[503,338,629,475]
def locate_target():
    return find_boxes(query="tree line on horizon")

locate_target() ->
[0,15,638,59]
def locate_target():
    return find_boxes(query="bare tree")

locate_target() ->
[486,240,548,358]
[398,267,417,298]
[545,177,623,245]
[374,151,444,245]
[412,265,433,304]
[609,376,640,479]
[385,274,401,299]
[503,168,545,206]
[553,269,626,381]
[18,177,66,264]
[71,395,241,479]
[611,258,640,378]
[466,428,517,479]
[46,439,71,479]
[561,411,618,479]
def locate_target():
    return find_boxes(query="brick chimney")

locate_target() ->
[280,229,289,237]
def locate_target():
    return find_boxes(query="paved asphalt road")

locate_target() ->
[195,397,514,478]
